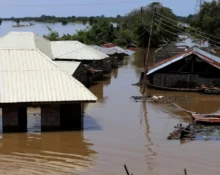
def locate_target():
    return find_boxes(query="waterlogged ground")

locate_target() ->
[0,49,219,175]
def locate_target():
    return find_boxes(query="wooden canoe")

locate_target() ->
[192,114,220,124]
[173,103,220,124]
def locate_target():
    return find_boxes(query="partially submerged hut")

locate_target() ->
[147,47,220,90]
[55,61,93,87]
[89,45,131,68]
[0,32,97,86]
[0,48,97,133]
[50,41,111,74]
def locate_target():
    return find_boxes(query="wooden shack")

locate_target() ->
[147,47,220,90]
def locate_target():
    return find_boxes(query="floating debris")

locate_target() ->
[131,95,189,103]
[168,123,220,141]
[168,123,194,140]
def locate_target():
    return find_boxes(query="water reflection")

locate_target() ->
[0,132,97,174]
[141,102,156,171]
[112,68,118,79]
[131,48,156,76]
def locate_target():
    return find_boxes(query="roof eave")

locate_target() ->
[0,100,97,106]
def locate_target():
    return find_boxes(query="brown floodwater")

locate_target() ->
[0,49,220,175]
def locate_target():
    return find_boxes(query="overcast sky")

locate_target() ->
[0,0,214,18]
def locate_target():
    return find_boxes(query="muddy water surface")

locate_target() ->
[0,49,220,175]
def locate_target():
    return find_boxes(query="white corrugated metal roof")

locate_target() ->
[51,41,109,60]
[55,61,81,75]
[0,49,97,104]
[0,32,53,59]
[89,45,129,55]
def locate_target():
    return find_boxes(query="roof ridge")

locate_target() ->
[150,49,193,70]
[35,49,97,96]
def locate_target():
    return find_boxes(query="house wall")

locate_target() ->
[73,64,93,87]
[60,103,82,131]
[41,105,60,131]
[1,103,83,133]
[110,55,118,68]
[83,60,111,74]
[152,73,220,88]
[41,103,83,131]
[150,55,220,89]
[2,107,27,133]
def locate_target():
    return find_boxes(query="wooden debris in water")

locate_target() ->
[168,123,195,140]
[168,123,220,141]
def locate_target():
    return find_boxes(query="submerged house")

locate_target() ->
[147,47,220,90]
[0,32,100,85]
[0,48,97,133]
[55,61,93,87]
[89,45,130,68]
[50,41,111,74]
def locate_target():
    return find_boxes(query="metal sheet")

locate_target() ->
[55,61,81,75]
[0,49,97,104]
[51,41,109,60]
[0,32,53,59]
[147,47,220,75]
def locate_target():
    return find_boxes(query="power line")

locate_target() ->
[156,11,220,41]
[155,12,220,45]
[154,17,220,46]
[155,19,184,33]
[154,23,179,37]
[0,0,147,7]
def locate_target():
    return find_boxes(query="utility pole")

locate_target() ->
[141,7,146,67]
[142,8,156,94]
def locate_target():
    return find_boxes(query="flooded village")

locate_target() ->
[0,1,219,175]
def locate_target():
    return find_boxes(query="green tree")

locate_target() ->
[43,27,59,41]
[16,19,20,26]
[119,2,178,47]
[114,29,133,46]
[191,0,220,44]
[61,20,68,25]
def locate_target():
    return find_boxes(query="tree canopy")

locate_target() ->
[191,1,220,43]
[44,2,178,47]
[119,2,178,47]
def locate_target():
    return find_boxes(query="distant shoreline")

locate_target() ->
[2,19,87,24]
[1,15,119,25]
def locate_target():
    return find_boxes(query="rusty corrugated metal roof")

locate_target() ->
[101,43,117,48]
[147,47,220,75]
